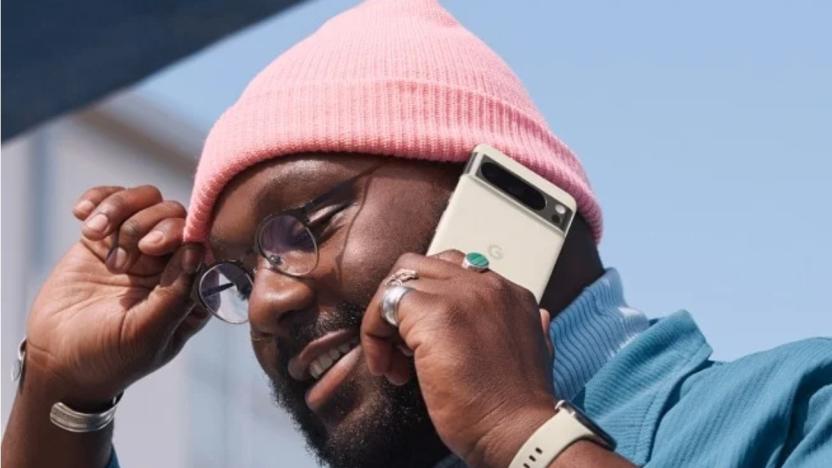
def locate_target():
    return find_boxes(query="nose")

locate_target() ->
[247,257,315,339]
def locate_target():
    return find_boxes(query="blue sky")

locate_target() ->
[135,0,831,360]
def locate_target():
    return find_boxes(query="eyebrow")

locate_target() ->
[209,163,383,257]
[207,173,327,258]
[253,176,287,217]
[206,179,277,256]
[207,235,253,260]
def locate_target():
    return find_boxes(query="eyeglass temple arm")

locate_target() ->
[201,282,236,296]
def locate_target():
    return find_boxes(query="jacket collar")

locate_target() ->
[573,310,713,465]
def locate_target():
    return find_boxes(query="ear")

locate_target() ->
[539,307,554,362]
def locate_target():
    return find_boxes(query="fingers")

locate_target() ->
[79,185,163,241]
[126,243,205,344]
[360,275,440,378]
[383,250,465,280]
[167,304,212,357]
[428,249,466,265]
[73,186,124,220]
[137,218,185,256]
[385,348,414,386]
[360,250,465,380]
[539,308,554,362]
[73,185,188,272]
[106,201,186,272]
[360,249,489,383]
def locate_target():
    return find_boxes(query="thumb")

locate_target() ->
[128,243,204,344]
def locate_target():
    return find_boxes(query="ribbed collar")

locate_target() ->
[434,268,648,467]
[549,268,649,400]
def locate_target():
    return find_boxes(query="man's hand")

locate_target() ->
[25,184,208,408]
[360,249,559,467]
[3,184,212,468]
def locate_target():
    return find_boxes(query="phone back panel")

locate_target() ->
[426,145,576,302]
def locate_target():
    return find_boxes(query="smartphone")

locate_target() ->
[426,144,576,302]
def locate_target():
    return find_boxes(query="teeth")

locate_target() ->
[308,340,359,380]
[319,353,333,369]
[310,361,324,379]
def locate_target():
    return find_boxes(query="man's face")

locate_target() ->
[208,153,462,467]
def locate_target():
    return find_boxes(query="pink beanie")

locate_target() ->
[184,0,602,247]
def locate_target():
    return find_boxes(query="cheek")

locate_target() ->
[321,200,437,304]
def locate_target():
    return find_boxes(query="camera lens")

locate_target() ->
[480,162,545,211]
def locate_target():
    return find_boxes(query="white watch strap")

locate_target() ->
[508,402,605,468]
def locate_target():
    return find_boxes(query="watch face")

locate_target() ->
[557,400,617,450]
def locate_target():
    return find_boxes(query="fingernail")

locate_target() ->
[74,200,95,216]
[109,247,128,271]
[140,231,164,246]
[369,364,383,377]
[397,344,414,357]
[386,374,407,386]
[85,213,108,233]
[182,247,202,274]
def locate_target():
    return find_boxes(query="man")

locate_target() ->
[3,1,830,467]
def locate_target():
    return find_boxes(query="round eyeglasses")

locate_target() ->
[191,164,383,325]
[192,210,318,324]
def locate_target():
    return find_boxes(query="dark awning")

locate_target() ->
[2,0,304,141]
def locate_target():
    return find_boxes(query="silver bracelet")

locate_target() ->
[49,392,124,433]
[12,336,124,433]
[11,337,26,382]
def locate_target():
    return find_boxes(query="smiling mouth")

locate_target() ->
[308,337,360,379]
[284,328,367,413]
[288,329,361,382]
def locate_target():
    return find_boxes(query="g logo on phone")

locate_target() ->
[488,244,503,260]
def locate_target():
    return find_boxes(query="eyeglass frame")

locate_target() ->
[189,162,386,324]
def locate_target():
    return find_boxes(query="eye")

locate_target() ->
[310,205,349,239]
[288,222,311,243]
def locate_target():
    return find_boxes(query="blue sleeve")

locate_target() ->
[105,446,120,468]
[646,338,832,467]
[781,379,832,467]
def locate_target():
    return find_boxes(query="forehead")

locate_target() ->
[207,153,377,258]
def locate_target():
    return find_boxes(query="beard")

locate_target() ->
[267,301,449,468]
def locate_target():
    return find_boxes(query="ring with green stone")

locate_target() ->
[462,252,490,273]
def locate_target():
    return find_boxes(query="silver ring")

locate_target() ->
[386,268,419,287]
[462,252,490,273]
[381,285,413,327]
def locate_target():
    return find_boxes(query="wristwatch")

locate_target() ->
[509,400,616,468]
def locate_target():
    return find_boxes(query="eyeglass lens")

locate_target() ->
[198,263,253,324]
[199,214,318,324]
[256,213,318,276]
